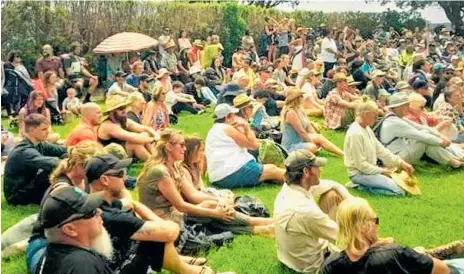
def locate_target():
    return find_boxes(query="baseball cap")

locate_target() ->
[285,150,327,172]
[85,154,132,184]
[115,71,128,78]
[411,79,428,90]
[139,74,154,82]
[41,186,104,229]
[214,104,239,119]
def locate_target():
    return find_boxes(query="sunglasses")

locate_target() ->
[170,141,186,148]
[103,169,127,178]
[373,217,380,225]
[58,209,97,227]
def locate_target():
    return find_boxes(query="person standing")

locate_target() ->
[321,28,339,77]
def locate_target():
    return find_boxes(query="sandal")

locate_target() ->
[189,257,208,266]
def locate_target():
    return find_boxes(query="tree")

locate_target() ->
[240,0,299,9]
[372,1,464,36]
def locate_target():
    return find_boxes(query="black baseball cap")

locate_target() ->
[115,71,128,78]
[41,186,104,229]
[139,74,154,82]
[85,154,132,184]
[411,79,428,89]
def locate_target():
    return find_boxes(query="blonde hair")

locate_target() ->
[336,197,378,257]
[138,128,183,179]
[49,141,104,185]
[355,96,378,116]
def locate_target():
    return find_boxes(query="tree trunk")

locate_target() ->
[438,1,464,36]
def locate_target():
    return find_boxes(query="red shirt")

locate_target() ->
[35,56,62,75]
[66,121,97,146]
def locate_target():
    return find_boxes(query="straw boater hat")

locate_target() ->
[104,95,133,113]
[192,39,204,49]
[391,170,421,195]
[164,39,176,49]
[233,93,253,109]
[285,87,305,103]
[156,68,171,79]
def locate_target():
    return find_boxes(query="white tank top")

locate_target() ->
[205,123,255,182]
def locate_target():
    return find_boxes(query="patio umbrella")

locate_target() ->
[93,32,158,54]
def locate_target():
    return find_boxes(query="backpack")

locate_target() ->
[258,139,286,167]
[372,113,398,145]
[234,195,270,218]
[176,221,234,255]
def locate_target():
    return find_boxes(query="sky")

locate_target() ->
[276,0,450,24]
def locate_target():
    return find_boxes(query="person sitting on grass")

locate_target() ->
[274,150,352,273]
[206,104,286,189]
[3,113,67,205]
[66,103,102,146]
[126,92,147,124]
[344,98,415,196]
[138,74,155,102]
[378,92,463,169]
[299,69,325,116]
[126,60,144,88]
[166,81,205,115]
[107,71,138,100]
[251,89,280,131]
[138,129,274,236]
[142,86,170,131]
[86,154,231,274]
[18,91,60,143]
[281,87,344,156]
[97,95,158,162]
[61,88,81,117]
[322,197,464,274]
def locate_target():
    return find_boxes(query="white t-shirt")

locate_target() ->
[165,90,177,114]
[321,37,337,63]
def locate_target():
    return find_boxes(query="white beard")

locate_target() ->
[90,227,114,261]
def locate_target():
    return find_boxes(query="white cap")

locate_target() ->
[214,104,239,119]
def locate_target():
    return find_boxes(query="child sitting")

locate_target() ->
[62,88,82,116]
[166,81,205,115]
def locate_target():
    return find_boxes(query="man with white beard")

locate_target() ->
[37,186,113,274]
[85,154,223,274]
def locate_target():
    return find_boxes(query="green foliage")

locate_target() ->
[220,3,247,67]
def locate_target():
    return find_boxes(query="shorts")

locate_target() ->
[115,241,165,274]
[212,160,263,189]
[26,237,48,274]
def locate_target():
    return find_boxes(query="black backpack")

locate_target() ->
[372,113,398,145]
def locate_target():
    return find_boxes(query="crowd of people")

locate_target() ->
[1,17,464,274]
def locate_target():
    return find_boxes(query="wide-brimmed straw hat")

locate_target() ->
[164,39,176,49]
[391,170,421,195]
[347,76,361,86]
[233,93,253,109]
[104,95,133,113]
[387,91,410,108]
[156,68,171,79]
[333,73,348,82]
[192,39,204,48]
[396,81,409,91]
[285,87,305,103]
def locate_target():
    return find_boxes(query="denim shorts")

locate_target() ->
[212,160,263,189]
[26,237,48,274]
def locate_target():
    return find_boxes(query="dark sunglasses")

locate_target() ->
[103,169,127,178]
[373,217,380,225]
[58,209,97,227]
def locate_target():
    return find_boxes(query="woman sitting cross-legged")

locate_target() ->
[343,98,415,196]
[142,86,170,131]
[205,104,285,189]
[137,129,274,236]
[281,87,344,156]
[322,197,464,274]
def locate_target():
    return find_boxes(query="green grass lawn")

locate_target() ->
[2,109,463,274]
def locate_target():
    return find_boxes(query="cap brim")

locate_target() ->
[313,157,327,167]
[388,101,410,109]
[348,81,362,86]
[112,158,133,170]
[80,191,105,214]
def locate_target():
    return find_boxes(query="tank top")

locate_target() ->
[281,109,309,152]
[205,123,255,182]
[97,119,126,146]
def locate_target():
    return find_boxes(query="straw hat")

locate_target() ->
[387,69,398,80]
[285,87,305,103]
[192,39,204,48]
[333,73,348,82]
[233,93,253,109]
[371,70,386,78]
[396,81,409,91]
[156,68,171,79]
[347,76,361,86]
[387,91,410,108]
[164,39,176,49]
[296,27,309,34]
[104,95,133,113]
[391,170,421,195]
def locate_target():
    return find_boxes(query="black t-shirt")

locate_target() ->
[35,243,113,274]
[127,111,141,124]
[100,199,145,270]
[322,244,433,274]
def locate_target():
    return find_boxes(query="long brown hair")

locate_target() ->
[183,136,206,178]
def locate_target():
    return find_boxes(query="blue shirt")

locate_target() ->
[361,62,374,74]
[126,74,140,88]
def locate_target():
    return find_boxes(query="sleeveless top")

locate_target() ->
[281,109,310,152]
[205,123,255,182]
[97,119,126,146]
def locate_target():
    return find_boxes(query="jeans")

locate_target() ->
[448,258,464,274]
[172,102,198,115]
[200,87,217,104]
[351,173,406,196]
[2,214,37,250]
[323,62,336,77]
[26,237,48,274]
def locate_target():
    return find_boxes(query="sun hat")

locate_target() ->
[346,76,361,86]
[128,92,145,103]
[164,39,176,49]
[285,149,327,172]
[40,186,104,229]
[192,39,204,48]
[290,67,299,74]
[156,68,171,79]
[265,78,279,88]
[285,87,305,103]
[104,95,133,113]
[214,103,239,119]
[85,154,132,184]
[298,68,310,77]
[371,70,386,78]
[391,170,421,195]
[387,69,398,79]
[387,91,410,108]
[233,93,253,109]
[396,81,410,91]
[333,73,348,82]
[104,143,129,160]
[223,82,245,97]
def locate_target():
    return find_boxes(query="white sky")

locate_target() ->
[277,0,450,24]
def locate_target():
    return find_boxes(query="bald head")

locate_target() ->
[81,103,102,126]
[42,44,53,57]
